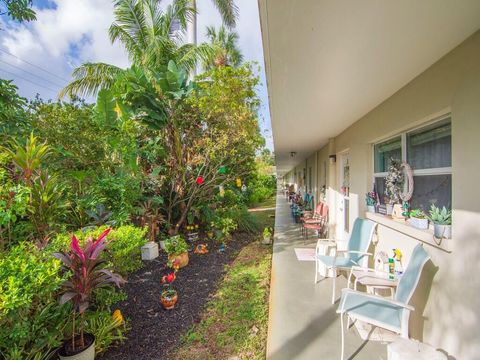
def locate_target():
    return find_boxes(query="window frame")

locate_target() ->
[372,115,452,202]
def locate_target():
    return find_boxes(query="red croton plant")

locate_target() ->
[53,228,125,351]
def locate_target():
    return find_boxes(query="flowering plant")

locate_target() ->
[161,272,176,295]
[53,228,125,351]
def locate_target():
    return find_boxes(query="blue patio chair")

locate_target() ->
[315,218,377,304]
[336,244,431,360]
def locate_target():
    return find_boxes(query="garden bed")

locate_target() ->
[100,233,252,360]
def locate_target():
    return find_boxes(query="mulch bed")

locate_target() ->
[100,233,252,360]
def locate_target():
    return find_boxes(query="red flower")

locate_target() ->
[162,272,176,284]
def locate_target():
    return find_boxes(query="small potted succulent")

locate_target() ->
[53,228,125,360]
[164,235,189,268]
[365,192,376,213]
[428,205,452,239]
[263,227,273,244]
[160,272,178,310]
[408,209,429,230]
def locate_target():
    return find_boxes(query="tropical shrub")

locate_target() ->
[0,243,69,359]
[49,225,148,275]
[53,228,125,352]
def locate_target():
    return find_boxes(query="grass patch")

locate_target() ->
[170,198,275,360]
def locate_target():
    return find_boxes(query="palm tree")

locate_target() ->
[203,25,243,69]
[60,0,212,98]
[185,0,238,74]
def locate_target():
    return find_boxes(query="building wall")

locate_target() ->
[284,31,480,358]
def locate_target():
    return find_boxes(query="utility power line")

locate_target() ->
[0,47,70,82]
[0,58,65,88]
[0,68,59,96]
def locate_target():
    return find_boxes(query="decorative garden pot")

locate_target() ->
[159,240,166,250]
[434,224,451,239]
[386,204,394,215]
[58,333,95,360]
[168,252,189,268]
[161,290,178,310]
[367,205,376,213]
[408,217,429,230]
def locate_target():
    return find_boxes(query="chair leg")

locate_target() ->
[331,268,336,304]
[340,312,345,360]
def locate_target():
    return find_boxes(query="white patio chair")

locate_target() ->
[315,218,377,304]
[336,244,431,360]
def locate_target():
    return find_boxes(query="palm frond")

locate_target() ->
[59,63,124,99]
[212,0,238,28]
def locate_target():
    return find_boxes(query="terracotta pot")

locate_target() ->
[168,252,189,268]
[161,290,178,310]
[58,333,95,360]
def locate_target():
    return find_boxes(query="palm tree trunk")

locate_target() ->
[186,0,197,77]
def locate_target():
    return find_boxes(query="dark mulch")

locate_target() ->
[99,233,252,360]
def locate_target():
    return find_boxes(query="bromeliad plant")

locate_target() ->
[428,205,452,225]
[53,228,125,353]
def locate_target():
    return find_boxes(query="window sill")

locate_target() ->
[365,212,451,253]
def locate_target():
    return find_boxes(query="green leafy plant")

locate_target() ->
[0,243,69,359]
[409,209,426,219]
[84,311,128,354]
[53,228,125,352]
[428,205,452,225]
[164,235,188,256]
[211,216,237,242]
[263,227,273,239]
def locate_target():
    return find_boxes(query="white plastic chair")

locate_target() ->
[336,244,431,360]
[315,218,377,303]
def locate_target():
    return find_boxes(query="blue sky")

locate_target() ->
[0,0,273,149]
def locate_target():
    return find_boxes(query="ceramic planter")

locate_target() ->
[262,235,272,245]
[408,217,429,230]
[58,333,95,360]
[168,252,189,268]
[366,205,375,213]
[434,224,451,239]
[161,290,178,310]
[386,204,394,215]
[141,241,159,260]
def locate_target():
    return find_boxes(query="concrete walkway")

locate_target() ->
[266,192,387,360]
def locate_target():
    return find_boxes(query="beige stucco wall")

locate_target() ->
[284,31,480,358]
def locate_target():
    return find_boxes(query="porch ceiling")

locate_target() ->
[258,0,480,176]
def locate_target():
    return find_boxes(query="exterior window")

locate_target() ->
[373,117,451,211]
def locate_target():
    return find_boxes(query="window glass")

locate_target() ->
[409,175,452,211]
[374,136,401,173]
[374,177,386,204]
[407,119,451,169]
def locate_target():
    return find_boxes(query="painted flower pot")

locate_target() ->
[408,217,429,230]
[367,205,376,213]
[434,224,451,239]
[168,252,189,268]
[58,333,95,360]
[161,290,178,310]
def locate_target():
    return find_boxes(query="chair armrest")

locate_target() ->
[337,288,415,313]
[336,250,372,256]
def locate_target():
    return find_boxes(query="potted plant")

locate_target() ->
[428,205,452,239]
[53,228,125,360]
[263,227,273,244]
[160,272,178,310]
[365,192,376,213]
[408,209,429,230]
[164,235,189,268]
[385,158,404,215]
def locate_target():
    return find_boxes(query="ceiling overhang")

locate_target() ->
[258,0,480,176]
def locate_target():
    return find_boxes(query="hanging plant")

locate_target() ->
[385,158,404,204]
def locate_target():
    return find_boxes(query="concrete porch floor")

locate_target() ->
[266,191,387,360]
